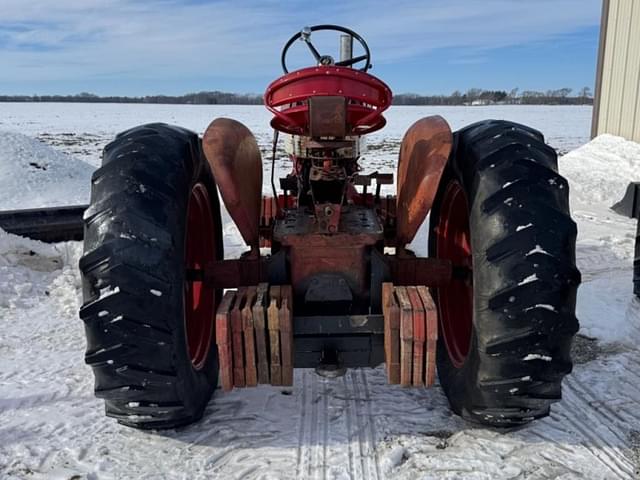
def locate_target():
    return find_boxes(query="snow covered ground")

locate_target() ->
[1,104,640,479]
[0,103,592,168]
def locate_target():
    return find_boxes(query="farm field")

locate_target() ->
[1,103,640,479]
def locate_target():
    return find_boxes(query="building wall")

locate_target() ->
[592,0,640,142]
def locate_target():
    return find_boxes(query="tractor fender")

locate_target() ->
[395,115,453,249]
[203,118,263,256]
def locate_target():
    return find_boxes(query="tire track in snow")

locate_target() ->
[557,375,636,478]
[295,370,326,480]
[623,304,640,342]
[576,250,630,282]
[528,429,583,458]
[564,378,632,446]
[350,370,379,480]
[0,390,69,414]
[581,265,631,283]
[569,367,640,428]
[564,393,633,478]
[321,378,328,480]
[617,364,640,398]
[624,357,640,378]
[625,349,640,369]
[295,371,309,479]
[361,370,381,480]
[342,374,361,479]
[541,406,630,480]
[310,372,321,480]
[349,371,368,478]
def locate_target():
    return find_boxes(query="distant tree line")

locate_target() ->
[393,87,593,106]
[0,87,593,106]
[0,91,263,105]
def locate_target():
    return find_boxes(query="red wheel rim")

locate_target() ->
[436,180,473,368]
[184,182,216,370]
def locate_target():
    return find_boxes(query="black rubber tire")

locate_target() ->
[79,123,223,429]
[428,120,581,427]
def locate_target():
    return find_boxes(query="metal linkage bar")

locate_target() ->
[199,254,454,291]
[388,256,453,287]
[202,258,270,288]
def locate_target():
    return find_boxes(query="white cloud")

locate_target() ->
[0,0,602,88]
[351,0,601,61]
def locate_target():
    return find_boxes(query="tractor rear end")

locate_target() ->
[73,25,581,430]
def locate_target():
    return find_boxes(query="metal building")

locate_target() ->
[592,0,640,141]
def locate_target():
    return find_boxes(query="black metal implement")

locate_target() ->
[612,182,640,218]
[0,205,87,242]
[612,183,640,297]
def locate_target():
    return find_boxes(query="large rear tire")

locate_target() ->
[429,120,580,427]
[79,123,223,429]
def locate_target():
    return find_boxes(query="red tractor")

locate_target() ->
[78,25,580,429]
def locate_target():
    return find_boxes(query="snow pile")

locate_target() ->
[0,130,94,209]
[0,227,81,314]
[560,134,640,345]
[559,133,640,206]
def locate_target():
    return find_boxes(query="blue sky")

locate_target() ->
[0,0,603,96]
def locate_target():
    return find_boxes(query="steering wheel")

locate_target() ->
[280,24,372,74]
